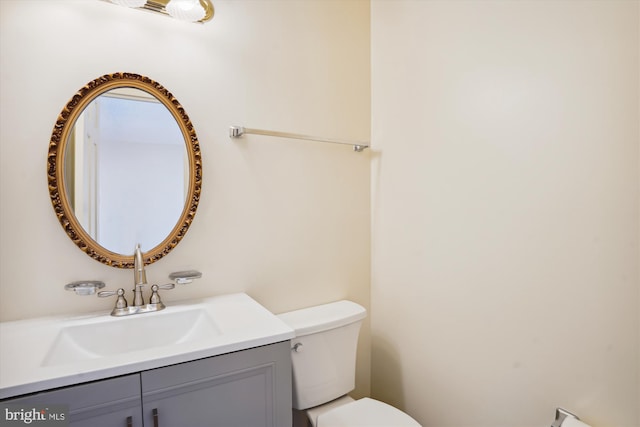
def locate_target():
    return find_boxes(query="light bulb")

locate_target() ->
[165,0,206,22]
[109,0,147,7]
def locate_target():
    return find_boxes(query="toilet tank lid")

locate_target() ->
[277,300,366,337]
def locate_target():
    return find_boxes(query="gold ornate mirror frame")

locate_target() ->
[48,72,202,268]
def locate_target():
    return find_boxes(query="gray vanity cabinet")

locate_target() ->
[2,341,291,427]
[141,341,292,427]
[4,374,141,427]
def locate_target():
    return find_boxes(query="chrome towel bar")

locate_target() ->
[229,126,369,152]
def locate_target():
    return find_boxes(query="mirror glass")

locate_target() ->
[48,73,202,268]
[64,88,187,255]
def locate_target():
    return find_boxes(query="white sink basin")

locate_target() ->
[42,308,221,366]
[0,293,294,399]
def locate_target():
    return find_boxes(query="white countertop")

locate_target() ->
[0,293,294,399]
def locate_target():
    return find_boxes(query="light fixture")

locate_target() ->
[166,0,206,22]
[104,0,214,23]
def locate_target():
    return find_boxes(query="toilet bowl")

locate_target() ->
[278,301,421,427]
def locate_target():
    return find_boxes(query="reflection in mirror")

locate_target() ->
[48,72,202,268]
[66,88,187,255]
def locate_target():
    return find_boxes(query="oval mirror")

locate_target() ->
[48,72,202,268]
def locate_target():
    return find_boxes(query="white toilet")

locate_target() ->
[278,300,421,427]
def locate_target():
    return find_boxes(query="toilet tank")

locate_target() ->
[277,300,366,410]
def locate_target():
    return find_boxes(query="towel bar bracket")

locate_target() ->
[551,408,580,427]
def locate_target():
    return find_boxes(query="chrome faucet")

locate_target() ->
[133,243,147,307]
[95,244,203,317]
[98,243,175,316]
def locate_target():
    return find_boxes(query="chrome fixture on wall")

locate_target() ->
[64,281,106,296]
[550,408,587,427]
[104,0,214,23]
[229,126,370,153]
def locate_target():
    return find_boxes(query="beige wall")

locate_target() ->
[0,0,370,397]
[3,1,640,425]
[371,1,639,427]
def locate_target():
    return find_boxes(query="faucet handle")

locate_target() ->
[98,288,128,310]
[149,284,175,307]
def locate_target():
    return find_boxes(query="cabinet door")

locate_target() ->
[3,374,142,427]
[141,341,291,427]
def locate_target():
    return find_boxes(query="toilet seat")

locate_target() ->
[317,397,421,427]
